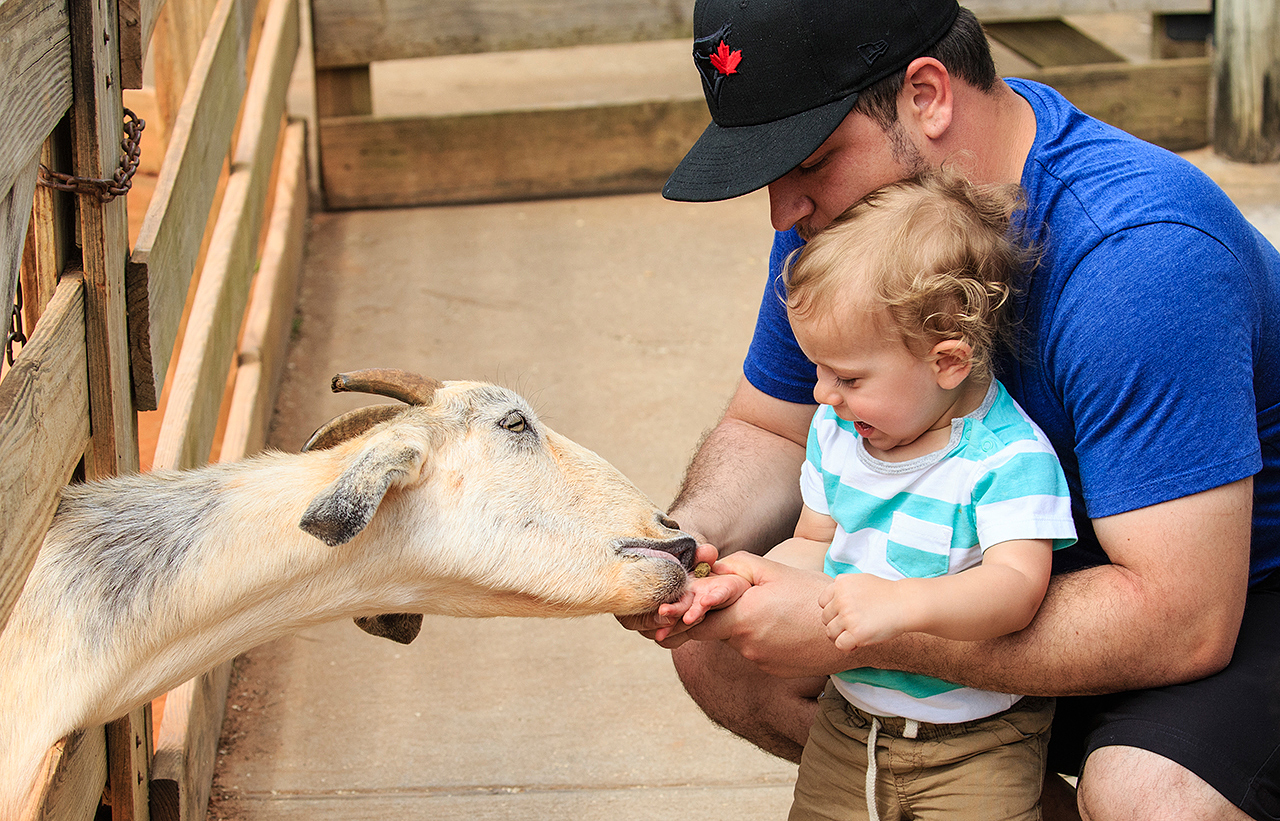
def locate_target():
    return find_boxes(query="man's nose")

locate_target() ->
[768,172,813,232]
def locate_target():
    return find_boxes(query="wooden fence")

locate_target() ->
[311,0,1215,209]
[0,0,307,817]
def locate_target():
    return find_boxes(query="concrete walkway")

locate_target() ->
[206,188,801,820]
[205,147,1280,820]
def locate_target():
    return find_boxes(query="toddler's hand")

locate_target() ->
[653,565,752,643]
[818,573,911,651]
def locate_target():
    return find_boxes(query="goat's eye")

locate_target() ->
[499,411,528,433]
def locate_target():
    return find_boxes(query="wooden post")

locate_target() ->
[1213,0,1280,162]
[68,0,149,818]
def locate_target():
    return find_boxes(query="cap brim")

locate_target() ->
[663,93,860,203]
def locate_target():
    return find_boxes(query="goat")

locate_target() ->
[0,369,697,819]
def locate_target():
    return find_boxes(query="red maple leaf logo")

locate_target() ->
[709,40,742,75]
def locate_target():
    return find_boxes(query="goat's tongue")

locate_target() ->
[629,547,683,563]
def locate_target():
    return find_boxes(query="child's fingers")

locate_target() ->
[832,630,860,652]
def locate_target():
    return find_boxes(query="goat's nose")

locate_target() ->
[658,513,680,531]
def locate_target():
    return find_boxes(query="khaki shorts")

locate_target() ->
[790,683,1054,821]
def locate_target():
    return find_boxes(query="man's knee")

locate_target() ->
[670,641,822,764]
[1077,746,1250,821]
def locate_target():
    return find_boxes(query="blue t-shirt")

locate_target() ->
[743,79,1280,585]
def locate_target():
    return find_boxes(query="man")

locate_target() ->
[628,0,1280,818]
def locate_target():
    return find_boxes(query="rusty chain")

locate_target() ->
[37,108,145,203]
[8,110,146,365]
[6,276,24,366]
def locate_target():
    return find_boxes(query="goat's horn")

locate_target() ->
[302,405,404,452]
[331,369,442,406]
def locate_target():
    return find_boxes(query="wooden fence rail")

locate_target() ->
[0,0,307,817]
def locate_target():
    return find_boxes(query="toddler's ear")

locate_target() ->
[931,339,974,389]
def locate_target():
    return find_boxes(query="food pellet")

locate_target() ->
[693,562,712,578]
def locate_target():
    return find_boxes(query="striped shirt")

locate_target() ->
[801,381,1077,723]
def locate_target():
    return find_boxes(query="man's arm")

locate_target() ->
[685,477,1253,694]
[668,376,815,555]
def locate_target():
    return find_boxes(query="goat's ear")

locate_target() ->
[354,613,423,644]
[299,432,427,546]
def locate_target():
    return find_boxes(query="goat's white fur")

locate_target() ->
[0,380,694,819]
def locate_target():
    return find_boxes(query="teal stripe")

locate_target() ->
[821,474,978,547]
[982,387,1039,443]
[836,668,962,699]
[972,450,1071,504]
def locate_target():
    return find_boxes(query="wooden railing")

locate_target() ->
[0,0,307,818]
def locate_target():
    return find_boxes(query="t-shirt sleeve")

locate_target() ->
[972,445,1078,551]
[1045,223,1261,518]
[743,229,819,404]
[799,409,830,515]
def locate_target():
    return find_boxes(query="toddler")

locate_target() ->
[661,170,1077,821]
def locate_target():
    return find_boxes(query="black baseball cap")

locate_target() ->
[663,0,961,202]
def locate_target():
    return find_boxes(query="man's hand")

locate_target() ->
[662,553,854,679]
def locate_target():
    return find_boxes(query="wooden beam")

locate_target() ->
[19,727,107,821]
[148,662,233,821]
[318,98,709,209]
[311,0,695,68]
[315,67,372,118]
[222,120,307,460]
[0,274,89,637]
[1212,0,1280,162]
[1018,57,1211,151]
[151,0,298,470]
[127,0,248,411]
[985,20,1126,68]
[71,0,141,481]
[967,0,1209,21]
[0,0,73,197]
[0,154,41,350]
[149,117,307,821]
[119,0,168,89]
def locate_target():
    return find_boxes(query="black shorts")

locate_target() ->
[1047,571,1280,820]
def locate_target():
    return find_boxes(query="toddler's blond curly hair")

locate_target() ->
[784,168,1031,382]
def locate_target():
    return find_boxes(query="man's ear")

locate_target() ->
[931,339,973,389]
[900,57,953,140]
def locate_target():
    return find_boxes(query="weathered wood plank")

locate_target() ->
[222,120,307,460]
[127,0,248,411]
[21,134,72,333]
[148,662,232,821]
[311,0,694,68]
[120,0,167,88]
[150,0,297,470]
[0,0,73,197]
[72,0,140,481]
[1019,57,1210,151]
[21,726,107,821]
[985,20,1126,67]
[310,0,1212,68]
[1212,0,1280,161]
[967,0,1208,21]
[315,66,372,118]
[0,274,89,638]
[0,154,41,350]
[318,98,709,208]
[232,0,299,169]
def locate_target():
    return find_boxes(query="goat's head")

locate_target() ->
[300,369,697,643]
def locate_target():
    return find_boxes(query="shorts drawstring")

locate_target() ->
[865,716,919,821]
